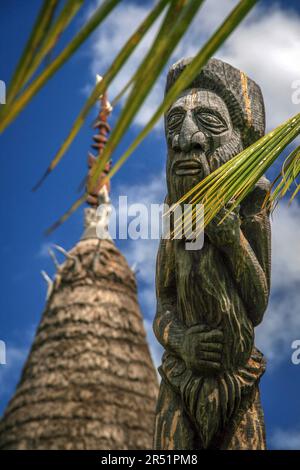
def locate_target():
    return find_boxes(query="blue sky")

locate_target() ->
[0,0,300,449]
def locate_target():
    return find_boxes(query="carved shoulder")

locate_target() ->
[240,176,271,290]
[240,176,271,218]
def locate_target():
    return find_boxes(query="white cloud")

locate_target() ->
[37,241,53,259]
[271,428,300,450]
[88,0,239,127]
[88,0,300,130]
[256,200,300,366]
[89,1,165,127]
[220,4,300,129]
[269,200,300,291]
[172,1,300,130]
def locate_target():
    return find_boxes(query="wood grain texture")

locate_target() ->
[154,58,271,450]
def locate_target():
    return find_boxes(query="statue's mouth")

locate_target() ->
[174,159,202,176]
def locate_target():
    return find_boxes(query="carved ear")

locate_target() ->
[240,176,271,217]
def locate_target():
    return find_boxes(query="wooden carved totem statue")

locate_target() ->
[153,58,271,450]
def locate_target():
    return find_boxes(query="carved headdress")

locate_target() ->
[165,57,265,147]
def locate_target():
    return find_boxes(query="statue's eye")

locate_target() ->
[167,112,184,132]
[195,111,228,134]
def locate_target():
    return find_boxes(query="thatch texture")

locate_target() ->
[0,238,158,449]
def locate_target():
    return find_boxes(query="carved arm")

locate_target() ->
[154,238,223,373]
[206,178,271,326]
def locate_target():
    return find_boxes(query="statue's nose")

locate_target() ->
[177,111,207,153]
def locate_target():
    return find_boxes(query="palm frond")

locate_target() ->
[4,0,59,106]
[88,0,206,193]
[266,145,300,209]
[32,0,171,191]
[45,194,86,235]
[0,0,121,133]
[105,0,258,182]
[171,113,300,239]
[45,0,204,232]
[19,0,85,93]
[46,0,257,233]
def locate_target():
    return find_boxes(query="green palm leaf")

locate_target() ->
[103,0,258,183]
[88,0,206,193]
[266,146,300,209]
[46,0,257,233]
[0,0,121,133]
[19,0,85,95]
[45,0,205,235]
[39,0,204,192]
[171,113,300,239]
[5,0,59,106]
[33,0,172,191]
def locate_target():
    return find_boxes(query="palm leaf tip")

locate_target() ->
[32,168,51,192]
[45,193,87,235]
[266,145,300,208]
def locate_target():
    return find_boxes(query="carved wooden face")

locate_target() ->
[165,88,243,202]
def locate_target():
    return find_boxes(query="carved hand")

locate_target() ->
[206,202,240,247]
[181,325,223,374]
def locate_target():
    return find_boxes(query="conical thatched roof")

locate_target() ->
[0,236,158,449]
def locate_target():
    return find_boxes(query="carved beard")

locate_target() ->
[167,150,210,205]
[166,129,243,204]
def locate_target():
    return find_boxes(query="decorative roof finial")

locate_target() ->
[81,75,113,240]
